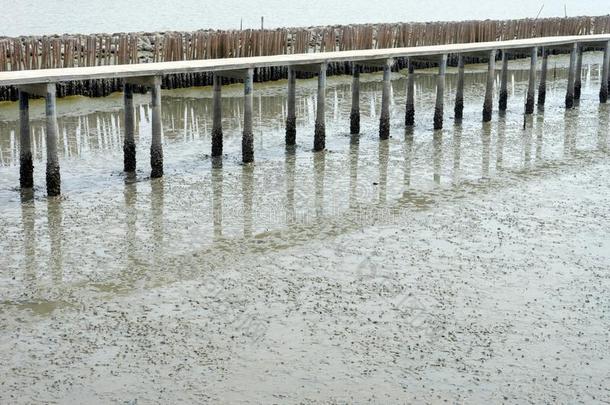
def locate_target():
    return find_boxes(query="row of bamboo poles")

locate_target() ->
[1,16,609,100]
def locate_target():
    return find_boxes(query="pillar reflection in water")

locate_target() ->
[242,165,254,238]
[378,140,389,204]
[150,178,164,261]
[47,198,63,282]
[598,104,609,152]
[496,114,507,171]
[522,115,534,169]
[284,146,297,224]
[452,124,462,186]
[433,130,443,185]
[403,128,414,192]
[535,114,545,164]
[212,164,223,239]
[124,175,138,267]
[481,122,491,179]
[349,135,360,208]
[313,151,325,219]
[20,191,36,282]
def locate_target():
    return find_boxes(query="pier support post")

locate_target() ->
[538,47,548,107]
[454,55,465,122]
[212,74,223,156]
[379,58,393,140]
[600,41,610,103]
[314,63,326,151]
[483,50,496,122]
[45,84,61,196]
[123,83,136,172]
[19,91,33,189]
[499,50,509,112]
[525,47,538,115]
[566,43,578,109]
[434,54,447,130]
[350,65,360,135]
[150,76,163,178]
[574,44,583,100]
[243,68,255,163]
[286,67,297,144]
[405,60,415,127]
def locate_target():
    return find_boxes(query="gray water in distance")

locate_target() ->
[0,0,606,36]
[0,53,609,402]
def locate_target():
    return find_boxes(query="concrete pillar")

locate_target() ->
[123,83,136,172]
[566,43,578,109]
[574,45,583,100]
[454,55,465,122]
[19,91,33,189]
[242,68,255,163]
[405,60,415,126]
[212,74,223,156]
[538,48,548,107]
[525,47,538,115]
[600,41,610,103]
[314,63,326,152]
[45,84,61,196]
[379,58,393,140]
[434,54,447,131]
[150,76,163,178]
[350,65,360,135]
[499,51,509,112]
[286,67,297,144]
[483,50,496,122]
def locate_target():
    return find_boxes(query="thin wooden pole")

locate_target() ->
[525,47,537,115]
[314,62,326,151]
[482,49,496,122]
[45,83,61,196]
[19,91,33,189]
[379,58,393,140]
[350,64,360,135]
[538,47,548,107]
[454,54,465,122]
[600,40,610,103]
[433,54,447,130]
[566,43,578,109]
[212,74,223,156]
[499,50,509,112]
[123,82,136,172]
[286,66,296,144]
[150,76,163,178]
[242,68,254,163]
[405,60,415,126]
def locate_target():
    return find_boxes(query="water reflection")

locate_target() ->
[535,114,545,163]
[349,136,359,208]
[482,122,491,178]
[47,199,63,283]
[432,130,442,185]
[452,124,462,185]
[523,115,534,169]
[403,128,414,191]
[20,194,36,283]
[151,178,164,262]
[378,140,389,204]
[212,165,223,239]
[598,104,608,152]
[242,165,254,237]
[313,151,325,219]
[496,114,506,171]
[284,146,297,224]
[124,175,138,268]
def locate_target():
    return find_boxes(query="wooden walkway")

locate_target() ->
[5,33,610,197]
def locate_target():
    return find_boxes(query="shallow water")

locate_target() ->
[1,0,603,36]
[0,53,609,402]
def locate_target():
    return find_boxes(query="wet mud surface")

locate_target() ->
[0,54,609,403]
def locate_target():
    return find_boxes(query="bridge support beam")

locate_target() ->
[538,48,548,108]
[566,43,578,109]
[123,82,136,172]
[405,60,415,126]
[286,67,297,144]
[499,51,509,112]
[379,58,393,140]
[150,77,164,178]
[434,54,447,130]
[600,41,610,103]
[243,68,255,162]
[314,63,326,151]
[483,50,496,122]
[574,44,583,100]
[212,74,224,156]
[454,55,465,122]
[19,91,33,189]
[525,47,537,115]
[350,65,360,134]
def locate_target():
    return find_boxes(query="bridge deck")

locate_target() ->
[1,34,609,86]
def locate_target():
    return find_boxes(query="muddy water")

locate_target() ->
[0,54,609,403]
